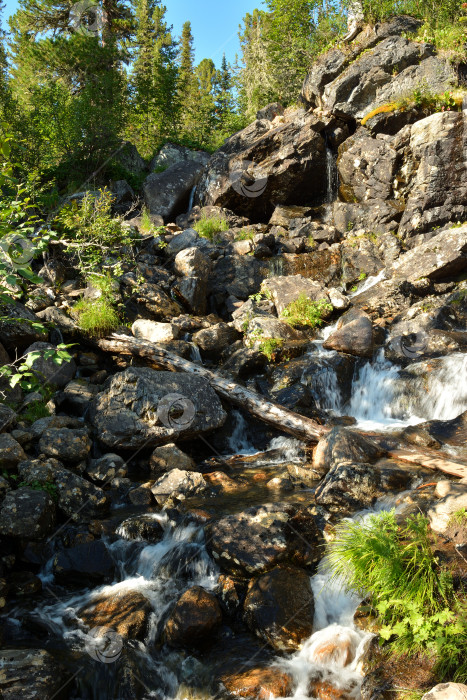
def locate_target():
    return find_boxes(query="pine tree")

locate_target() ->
[215,53,234,121]
[0,1,9,120]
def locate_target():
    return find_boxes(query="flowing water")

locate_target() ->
[324,141,339,205]
[187,186,197,214]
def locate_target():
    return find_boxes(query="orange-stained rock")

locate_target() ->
[164,586,222,649]
[221,667,294,699]
[204,471,248,493]
[79,590,151,640]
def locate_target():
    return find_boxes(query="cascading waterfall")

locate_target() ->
[187,185,196,213]
[349,269,387,298]
[227,409,256,455]
[325,137,339,204]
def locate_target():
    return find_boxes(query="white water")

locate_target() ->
[227,410,257,455]
[187,185,196,213]
[325,142,339,204]
[349,269,386,298]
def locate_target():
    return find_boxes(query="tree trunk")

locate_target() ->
[97,333,330,443]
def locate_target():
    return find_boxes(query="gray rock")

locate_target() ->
[262,275,330,316]
[256,102,284,120]
[87,454,127,483]
[210,255,269,300]
[174,247,212,278]
[150,468,207,506]
[144,161,205,222]
[175,276,208,315]
[0,434,26,469]
[206,504,323,576]
[39,427,92,462]
[0,487,56,539]
[110,179,134,204]
[422,684,467,700]
[427,480,467,534]
[391,225,467,281]
[149,443,195,474]
[0,405,16,432]
[245,316,305,346]
[337,128,397,203]
[192,323,240,355]
[60,379,99,416]
[313,426,385,472]
[132,319,179,343]
[125,281,183,320]
[244,565,314,652]
[149,142,210,172]
[164,586,222,649]
[315,460,382,513]
[0,301,47,352]
[166,228,199,255]
[116,141,146,175]
[90,367,227,450]
[53,540,114,584]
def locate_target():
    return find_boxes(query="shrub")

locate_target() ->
[21,399,51,422]
[281,294,332,328]
[193,213,229,241]
[327,511,467,670]
[259,337,283,361]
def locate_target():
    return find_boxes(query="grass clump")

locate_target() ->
[281,294,332,328]
[21,399,51,422]
[447,508,467,527]
[73,297,120,336]
[258,337,283,361]
[235,228,255,241]
[193,213,229,241]
[327,510,467,679]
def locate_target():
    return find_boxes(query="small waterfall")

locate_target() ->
[267,436,305,463]
[227,410,256,455]
[349,269,386,297]
[189,343,203,364]
[187,185,196,213]
[325,136,339,204]
[269,256,285,277]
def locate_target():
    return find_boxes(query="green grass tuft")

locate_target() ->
[72,297,120,336]
[194,213,229,241]
[281,294,332,328]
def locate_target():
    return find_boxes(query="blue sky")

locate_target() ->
[2,0,261,66]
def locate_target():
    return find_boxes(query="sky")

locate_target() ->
[1,0,261,66]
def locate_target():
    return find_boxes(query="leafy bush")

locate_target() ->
[258,337,283,360]
[328,511,467,671]
[281,294,332,328]
[0,344,73,393]
[193,213,229,241]
[54,190,136,276]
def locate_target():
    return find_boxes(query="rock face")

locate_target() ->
[149,142,210,172]
[244,565,314,651]
[0,648,70,700]
[337,129,397,203]
[422,684,467,700]
[0,487,56,539]
[90,367,227,450]
[197,111,330,221]
[143,160,205,222]
[206,504,323,576]
[164,586,222,648]
[391,225,467,281]
[79,590,151,640]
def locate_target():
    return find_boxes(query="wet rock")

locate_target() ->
[314,427,385,472]
[23,341,76,389]
[262,275,330,316]
[315,461,381,514]
[143,160,205,222]
[206,504,323,576]
[0,434,27,469]
[192,323,240,355]
[220,667,294,699]
[150,468,207,506]
[286,464,322,487]
[39,427,92,462]
[9,571,42,596]
[117,514,165,542]
[307,626,362,667]
[86,454,127,482]
[164,585,222,648]
[0,648,70,700]
[0,487,56,539]
[210,255,269,300]
[90,367,227,450]
[391,225,467,281]
[244,565,314,651]
[323,308,374,358]
[132,319,180,343]
[204,471,248,494]
[0,300,47,352]
[422,683,467,700]
[149,443,195,474]
[308,673,359,700]
[79,590,151,640]
[53,540,114,584]
[128,485,153,506]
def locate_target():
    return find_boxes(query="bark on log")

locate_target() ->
[97,333,329,443]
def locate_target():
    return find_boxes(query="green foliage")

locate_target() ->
[281,294,332,328]
[0,343,73,393]
[19,478,58,500]
[54,190,135,276]
[359,271,367,280]
[258,337,283,360]
[20,399,51,422]
[447,508,467,526]
[328,511,467,666]
[193,213,229,240]
[235,228,255,241]
[72,296,120,336]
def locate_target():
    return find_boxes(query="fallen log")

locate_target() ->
[97,333,329,443]
[388,448,467,480]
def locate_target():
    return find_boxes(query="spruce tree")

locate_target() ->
[0,1,9,120]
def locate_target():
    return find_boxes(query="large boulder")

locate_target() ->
[262,275,330,316]
[149,443,195,474]
[422,685,467,700]
[149,142,210,172]
[313,427,385,472]
[124,281,183,321]
[0,487,56,539]
[78,590,151,640]
[243,565,314,652]
[0,648,70,700]
[150,468,207,506]
[38,427,92,463]
[163,586,222,648]
[220,667,294,699]
[143,160,205,222]
[0,434,27,469]
[398,112,467,238]
[209,256,269,301]
[90,367,227,450]
[337,129,397,203]
[390,225,467,281]
[197,111,331,221]
[205,504,323,576]
[192,323,240,355]
[323,307,374,358]
[132,319,179,343]
[315,461,382,514]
